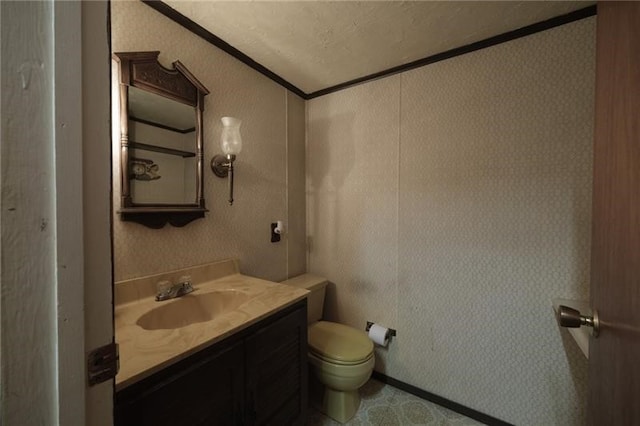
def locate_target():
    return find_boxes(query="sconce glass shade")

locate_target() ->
[220,117,242,155]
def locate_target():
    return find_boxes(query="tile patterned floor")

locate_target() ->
[307,379,486,426]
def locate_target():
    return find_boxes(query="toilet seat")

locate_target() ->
[308,321,374,364]
[310,350,374,366]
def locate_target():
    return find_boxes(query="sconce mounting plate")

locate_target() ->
[211,155,229,178]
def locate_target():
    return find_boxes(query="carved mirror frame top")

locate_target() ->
[113,51,210,229]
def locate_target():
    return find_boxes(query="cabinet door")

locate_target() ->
[115,339,245,426]
[245,302,308,426]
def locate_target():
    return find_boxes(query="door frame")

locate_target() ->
[79,2,114,425]
[55,1,114,424]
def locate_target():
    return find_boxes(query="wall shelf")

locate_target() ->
[130,141,195,158]
[118,207,208,228]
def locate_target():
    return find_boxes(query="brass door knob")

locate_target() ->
[557,305,599,337]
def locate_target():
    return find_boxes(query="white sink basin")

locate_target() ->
[136,290,251,330]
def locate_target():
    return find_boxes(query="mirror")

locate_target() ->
[128,87,196,204]
[113,51,209,228]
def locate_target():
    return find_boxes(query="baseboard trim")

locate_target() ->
[371,371,514,426]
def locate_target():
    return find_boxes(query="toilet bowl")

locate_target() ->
[281,275,375,423]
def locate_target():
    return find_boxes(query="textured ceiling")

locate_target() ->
[162,1,593,94]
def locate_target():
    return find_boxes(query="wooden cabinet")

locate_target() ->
[115,339,245,425]
[245,304,308,425]
[115,300,307,426]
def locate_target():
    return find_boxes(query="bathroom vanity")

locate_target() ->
[114,260,309,425]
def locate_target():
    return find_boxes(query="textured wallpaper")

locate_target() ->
[111,1,306,282]
[113,2,594,423]
[307,17,595,426]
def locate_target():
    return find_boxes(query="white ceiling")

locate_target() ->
[163,1,593,94]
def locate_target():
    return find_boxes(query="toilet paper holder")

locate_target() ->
[366,321,396,337]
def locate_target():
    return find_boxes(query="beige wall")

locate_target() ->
[113,3,594,423]
[307,17,595,426]
[2,3,58,423]
[111,1,306,282]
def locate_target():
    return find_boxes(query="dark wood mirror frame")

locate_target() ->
[113,51,209,228]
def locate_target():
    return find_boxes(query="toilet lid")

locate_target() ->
[308,321,373,363]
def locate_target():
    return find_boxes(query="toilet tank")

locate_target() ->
[281,274,328,324]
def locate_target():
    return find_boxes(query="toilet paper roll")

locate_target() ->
[274,220,284,234]
[368,324,389,347]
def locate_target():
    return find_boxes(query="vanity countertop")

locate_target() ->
[115,269,308,391]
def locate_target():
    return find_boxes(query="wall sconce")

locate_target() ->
[211,117,242,205]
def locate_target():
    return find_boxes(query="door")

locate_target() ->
[115,339,245,426]
[589,2,640,424]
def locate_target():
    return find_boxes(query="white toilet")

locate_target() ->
[282,274,374,423]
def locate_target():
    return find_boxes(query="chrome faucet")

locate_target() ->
[155,276,194,301]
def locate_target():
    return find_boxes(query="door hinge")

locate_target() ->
[87,342,119,386]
